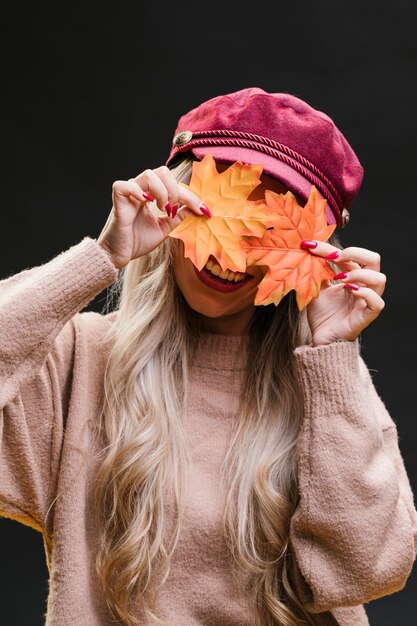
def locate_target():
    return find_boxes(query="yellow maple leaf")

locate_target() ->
[242,187,336,309]
[169,153,269,272]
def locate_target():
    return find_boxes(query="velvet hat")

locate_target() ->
[165,87,364,227]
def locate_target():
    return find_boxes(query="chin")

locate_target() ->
[186,297,251,319]
[186,301,229,318]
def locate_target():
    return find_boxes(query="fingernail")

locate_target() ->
[333,272,348,280]
[300,240,318,249]
[143,192,154,202]
[165,201,172,216]
[325,251,340,260]
[345,283,359,291]
[199,203,212,217]
[171,203,178,218]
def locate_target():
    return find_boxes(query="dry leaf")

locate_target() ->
[242,187,336,310]
[168,153,269,272]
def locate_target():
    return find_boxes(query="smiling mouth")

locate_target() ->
[204,256,249,283]
[193,255,255,293]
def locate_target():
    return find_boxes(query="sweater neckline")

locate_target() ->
[192,332,249,371]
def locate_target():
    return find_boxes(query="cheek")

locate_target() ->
[248,263,268,280]
[172,254,210,305]
[171,242,202,301]
[173,258,193,294]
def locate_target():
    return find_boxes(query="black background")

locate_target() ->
[1,1,416,624]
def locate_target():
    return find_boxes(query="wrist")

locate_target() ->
[96,239,120,270]
[311,337,357,348]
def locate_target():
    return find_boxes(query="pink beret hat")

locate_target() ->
[165,87,364,228]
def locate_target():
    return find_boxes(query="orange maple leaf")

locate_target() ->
[168,153,269,272]
[242,187,336,310]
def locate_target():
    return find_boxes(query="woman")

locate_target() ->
[1,87,416,626]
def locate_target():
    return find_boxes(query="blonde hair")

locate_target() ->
[92,158,343,625]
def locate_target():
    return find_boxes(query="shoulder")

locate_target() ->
[74,309,117,336]
[48,310,118,376]
[72,309,118,355]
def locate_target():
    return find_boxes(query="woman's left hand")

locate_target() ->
[301,241,387,347]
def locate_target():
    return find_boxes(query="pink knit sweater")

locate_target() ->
[0,237,416,626]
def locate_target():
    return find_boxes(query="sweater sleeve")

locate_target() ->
[0,237,118,532]
[288,339,417,613]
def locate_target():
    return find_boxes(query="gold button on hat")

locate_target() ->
[341,208,350,227]
[173,130,193,146]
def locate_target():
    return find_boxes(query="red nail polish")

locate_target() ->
[200,203,212,217]
[300,240,318,249]
[345,283,359,291]
[325,251,340,260]
[333,272,348,280]
[171,203,178,218]
[165,201,172,216]
[143,192,154,202]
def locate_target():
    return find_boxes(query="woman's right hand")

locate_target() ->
[97,165,211,269]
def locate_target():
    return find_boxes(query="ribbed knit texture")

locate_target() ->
[0,238,416,626]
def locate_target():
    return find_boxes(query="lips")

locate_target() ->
[193,256,254,293]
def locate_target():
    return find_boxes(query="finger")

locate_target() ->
[177,183,212,217]
[300,240,360,273]
[301,240,381,272]
[112,180,149,204]
[337,246,381,271]
[155,214,181,238]
[152,165,181,216]
[134,169,170,214]
[343,284,386,325]
[332,268,387,297]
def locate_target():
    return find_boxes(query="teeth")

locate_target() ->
[204,260,246,282]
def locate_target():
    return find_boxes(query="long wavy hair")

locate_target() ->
[92,157,343,625]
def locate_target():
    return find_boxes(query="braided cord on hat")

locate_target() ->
[172,129,344,225]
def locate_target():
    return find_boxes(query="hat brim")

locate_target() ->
[189,145,337,226]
